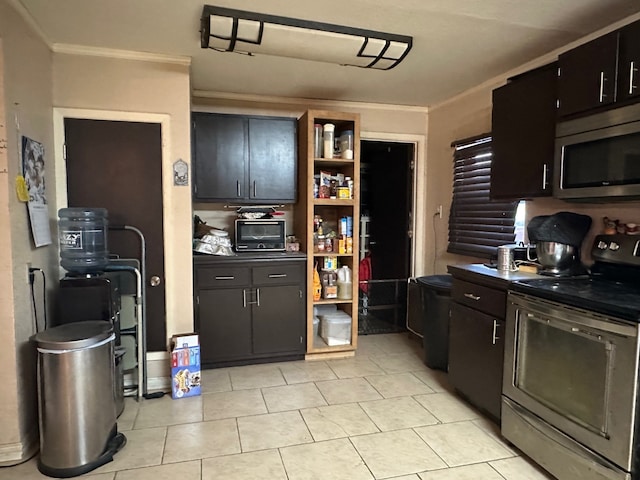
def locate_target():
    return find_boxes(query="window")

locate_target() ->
[447,134,519,258]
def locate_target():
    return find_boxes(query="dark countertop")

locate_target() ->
[447,263,545,290]
[194,251,307,264]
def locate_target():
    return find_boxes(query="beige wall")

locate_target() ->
[52,53,194,344]
[427,13,640,274]
[0,1,55,464]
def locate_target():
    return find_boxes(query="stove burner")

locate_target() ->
[537,262,589,278]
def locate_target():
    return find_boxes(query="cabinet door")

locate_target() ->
[491,63,557,199]
[448,302,504,420]
[197,288,252,365]
[558,31,619,117]
[193,113,247,201]
[252,285,305,355]
[248,117,297,202]
[618,20,640,102]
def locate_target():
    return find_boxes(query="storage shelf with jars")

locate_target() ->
[295,110,360,357]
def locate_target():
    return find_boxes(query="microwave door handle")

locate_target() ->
[630,61,638,95]
[542,163,548,190]
[237,180,241,198]
[253,180,257,198]
[559,145,566,191]
[599,71,606,103]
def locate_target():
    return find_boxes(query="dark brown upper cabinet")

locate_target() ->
[617,21,640,103]
[557,31,619,118]
[490,62,558,199]
[558,20,640,118]
[192,112,297,203]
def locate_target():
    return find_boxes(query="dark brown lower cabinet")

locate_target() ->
[448,303,505,421]
[194,257,306,367]
[448,277,507,422]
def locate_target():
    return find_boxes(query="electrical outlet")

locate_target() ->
[437,205,443,218]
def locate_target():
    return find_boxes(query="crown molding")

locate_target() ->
[52,44,191,66]
[192,90,429,113]
[10,0,51,47]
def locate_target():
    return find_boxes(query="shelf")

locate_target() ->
[314,158,355,166]
[313,299,354,305]
[314,199,355,206]
[296,109,361,356]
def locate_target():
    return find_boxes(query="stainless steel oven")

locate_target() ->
[502,234,640,480]
[502,292,639,480]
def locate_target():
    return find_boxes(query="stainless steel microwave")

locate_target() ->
[234,219,286,251]
[554,102,640,200]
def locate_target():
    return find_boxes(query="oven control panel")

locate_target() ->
[592,234,640,266]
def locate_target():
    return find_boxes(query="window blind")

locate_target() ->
[447,134,518,258]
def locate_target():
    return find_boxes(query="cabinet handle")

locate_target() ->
[236,180,241,197]
[244,289,260,306]
[542,163,548,190]
[492,319,500,345]
[630,61,638,95]
[464,293,481,301]
[253,180,257,197]
[268,273,287,278]
[599,71,607,103]
[215,276,235,280]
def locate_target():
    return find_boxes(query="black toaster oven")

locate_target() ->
[234,219,286,251]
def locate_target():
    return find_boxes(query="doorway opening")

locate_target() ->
[358,140,414,335]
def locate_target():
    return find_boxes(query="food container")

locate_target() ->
[320,312,351,346]
[323,124,335,159]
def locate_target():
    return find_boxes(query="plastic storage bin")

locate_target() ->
[33,321,126,477]
[320,312,352,346]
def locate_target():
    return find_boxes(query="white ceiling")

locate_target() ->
[14,0,640,107]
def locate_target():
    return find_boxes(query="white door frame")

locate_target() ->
[360,132,426,278]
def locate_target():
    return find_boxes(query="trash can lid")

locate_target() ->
[33,321,114,350]
[416,274,453,293]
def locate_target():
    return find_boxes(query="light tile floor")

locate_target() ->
[0,333,555,480]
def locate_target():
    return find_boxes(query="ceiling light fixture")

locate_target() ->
[200,5,413,70]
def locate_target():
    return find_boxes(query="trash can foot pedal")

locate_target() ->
[37,432,127,478]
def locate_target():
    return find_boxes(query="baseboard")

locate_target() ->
[0,426,38,466]
[146,351,170,393]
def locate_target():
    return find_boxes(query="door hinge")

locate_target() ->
[196,295,199,305]
[557,66,561,77]
[410,160,415,170]
[63,143,67,161]
[299,289,303,299]
[556,99,560,109]
[300,335,303,344]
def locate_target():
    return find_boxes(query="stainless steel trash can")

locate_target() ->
[34,321,126,478]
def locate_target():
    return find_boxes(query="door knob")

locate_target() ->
[149,276,161,287]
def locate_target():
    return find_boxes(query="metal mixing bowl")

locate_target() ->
[535,241,577,271]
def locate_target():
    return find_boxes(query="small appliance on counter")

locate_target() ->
[526,211,592,276]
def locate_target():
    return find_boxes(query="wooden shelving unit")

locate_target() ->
[295,110,361,358]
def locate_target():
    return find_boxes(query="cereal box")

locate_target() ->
[170,333,201,399]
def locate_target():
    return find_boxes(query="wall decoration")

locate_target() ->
[22,136,51,247]
[173,158,189,186]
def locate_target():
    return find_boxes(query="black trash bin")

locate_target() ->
[417,275,452,371]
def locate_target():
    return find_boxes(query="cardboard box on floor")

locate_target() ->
[170,333,201,399]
